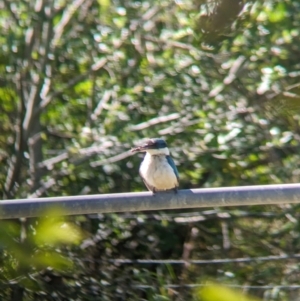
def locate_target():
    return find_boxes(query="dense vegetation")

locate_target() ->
[1,0,300,300]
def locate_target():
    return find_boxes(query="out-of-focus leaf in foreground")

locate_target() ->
[195,283,261,301]
[0,210,84,281]
[35,214,83,246]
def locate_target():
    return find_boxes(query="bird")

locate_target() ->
[131,138,179,193]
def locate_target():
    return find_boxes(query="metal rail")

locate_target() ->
[1,183,300,219]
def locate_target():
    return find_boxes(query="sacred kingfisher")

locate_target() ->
[131,138,179,192]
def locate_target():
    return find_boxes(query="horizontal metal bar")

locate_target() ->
[134,283,300,290]
[1,183,300,219]
[91,253,300,265]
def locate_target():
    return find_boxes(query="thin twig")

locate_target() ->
[129,113,180,131]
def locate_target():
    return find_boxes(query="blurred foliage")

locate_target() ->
[195,283,261,301]
[0,212,82,299]
[1,0,300,299]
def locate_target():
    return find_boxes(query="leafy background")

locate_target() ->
[1,0,300,300]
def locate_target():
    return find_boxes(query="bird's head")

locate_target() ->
[131,138,170,155]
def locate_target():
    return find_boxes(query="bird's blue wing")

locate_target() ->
[166,155,179,181]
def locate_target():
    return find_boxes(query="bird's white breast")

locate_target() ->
[140,153,178,190]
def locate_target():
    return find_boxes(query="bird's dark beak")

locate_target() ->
[131,142,152,152]
[131,146,141,152]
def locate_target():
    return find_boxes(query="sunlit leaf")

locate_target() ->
[196,284,261,301]
[35,216,83,246]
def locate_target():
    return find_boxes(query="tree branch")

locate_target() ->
[129,113,180,131]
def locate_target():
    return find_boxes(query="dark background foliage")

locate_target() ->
[1,0,300,300]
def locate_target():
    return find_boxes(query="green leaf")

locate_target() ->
[195,284,261,301]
